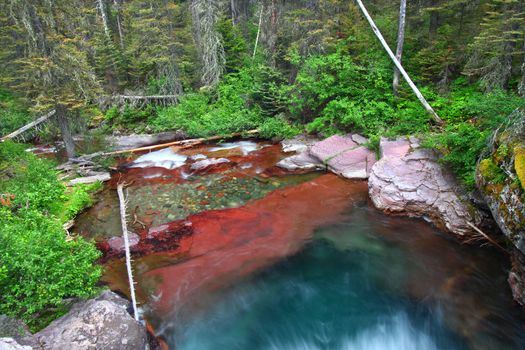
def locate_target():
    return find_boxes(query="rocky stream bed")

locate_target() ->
[3,131,525,350]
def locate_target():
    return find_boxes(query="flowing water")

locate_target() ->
[75,140,525,350]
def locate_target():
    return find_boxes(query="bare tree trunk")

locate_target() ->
[518,13,525,96]
[114,0,124,49]
[117,184,139,321]
[355,0,443,124]
[393,0,406,96]
[230,0,237,25]
[253,3,263,58]
[56,104,75,159]
[96,0,111,39]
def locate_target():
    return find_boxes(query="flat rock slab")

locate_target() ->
[277,134,375,179]
[281,135,319,153]
[310,134,359,161]
[327,146,376,179]
[380,137,411,158]
[369,147,481,236]
[276,151,324,171]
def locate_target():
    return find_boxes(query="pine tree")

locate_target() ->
[464,0,525,91]
[1,0,100,158]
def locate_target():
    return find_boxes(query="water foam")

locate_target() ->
[130,148,188,169]
[209,141,258,155]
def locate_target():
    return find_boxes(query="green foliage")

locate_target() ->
[0,90,31,137]
[217,17,248,73]
[424,122,488,188]
[104,105,157,132]
[60,182,103,223]
[0,142,101,327]
[259,116,301,139]
[288,48,430,138]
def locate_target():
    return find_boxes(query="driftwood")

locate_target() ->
[355,0,443,125]
[110,94,179,109]
[117,183,139,321]
[68,173,111,186]
[465,222,508,253]
[1,110,56,142]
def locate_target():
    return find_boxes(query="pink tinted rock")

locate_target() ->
[107,232,140,253]
[368,148,482,236]
[276,151,324,171]
[327,146,377,179]
[380,137,411,158]
[310,135,358,161]
[351,134,369,145]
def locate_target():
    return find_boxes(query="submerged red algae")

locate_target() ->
[103,174,368,314]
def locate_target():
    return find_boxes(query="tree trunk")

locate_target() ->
[355,0,443,124]
[517,5,525,96]
[56,104,75,159]
[97,0,111,39]
[253,3,264,58]
[429,0,440,40]
[393,0,406,96]
[230,0,237,25]
[114,0,124,49]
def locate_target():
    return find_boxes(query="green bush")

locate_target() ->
[424,122,489,188]
[0,90,32,137]
[0,142,101,327]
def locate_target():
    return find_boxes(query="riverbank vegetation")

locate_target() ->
[0,142,101,330]
[0,0,524,329]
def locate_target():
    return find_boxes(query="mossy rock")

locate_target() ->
[514,144,525,191]
[479,158,505,184]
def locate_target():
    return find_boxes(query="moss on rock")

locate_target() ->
[514,145,525,191]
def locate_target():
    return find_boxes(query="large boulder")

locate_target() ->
[0,338,32,350]
[369,137,482,236]
[277,134,376,179]
[0,316,29,339]
[21,291,148,350]
[476,109,525,254]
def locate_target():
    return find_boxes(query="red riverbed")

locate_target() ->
[103,174,368,315]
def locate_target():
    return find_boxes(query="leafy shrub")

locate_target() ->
[0,142,101,327]
[0,90,32,137]
[259,116,302,139]
[424,122,489,188]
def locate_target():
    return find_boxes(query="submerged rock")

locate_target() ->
[20,291,148,350]
[277,134,376,179]
[369,137,482,236]
[190,158,230,171]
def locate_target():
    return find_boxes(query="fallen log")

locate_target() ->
[68,173,111,186]
[1,110,56,141]
[103,129,259,156]
[117,183,139,321]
